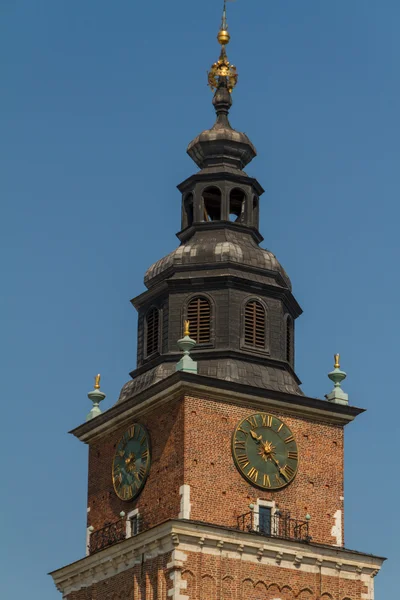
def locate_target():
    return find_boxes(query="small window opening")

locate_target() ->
[187,297,211,344]
[184,193,194,227]
[286,316,293,363]
[203,187,221,221]
[229,188,246,222]
[258,506,272,536]
[130,514,139,536]
[146,307,159,356]
[244,300,266,349]
[126,510,140,538]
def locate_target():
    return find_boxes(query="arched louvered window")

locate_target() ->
[145,307,159,356]
[244,300,266,349]
[286,315,293,363]
[187,297,211,344]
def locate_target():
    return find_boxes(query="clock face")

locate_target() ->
[232,413,298,490]
[112,424,151,501]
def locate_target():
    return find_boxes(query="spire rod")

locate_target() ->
[208,1,238,93]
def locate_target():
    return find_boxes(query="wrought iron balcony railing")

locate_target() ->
[89,518,126,554]
[89,515,147,555]
[237,510,312,543]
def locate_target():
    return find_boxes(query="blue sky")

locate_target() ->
[1,1,398,597]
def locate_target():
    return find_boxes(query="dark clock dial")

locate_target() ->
[112,424,151,501]
[232,413,298,490]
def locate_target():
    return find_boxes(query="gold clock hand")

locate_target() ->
[268,454,289,481]
[250,430,263,443]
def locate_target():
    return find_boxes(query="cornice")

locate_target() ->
[132,265,302,317]
[128,349,301,384]
[177,171,265,196]
[49,519,385,597]
[70,372,365,444]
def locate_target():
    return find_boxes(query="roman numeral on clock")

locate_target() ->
[246,416,258,428]
[247,467,258,483]
[287,451,298,461]
[263,474,271,488]
[237,454,250,468]
[281,464,295,479]
[234,440,246,450]
[261,414,272,427]
[284,435,294,444]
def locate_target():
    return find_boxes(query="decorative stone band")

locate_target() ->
[49,519,385,597]
[70,372,365,445]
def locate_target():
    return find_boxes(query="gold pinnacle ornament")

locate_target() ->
[183,320,190,337]
[94,373,101,389]
[208,0,238,93]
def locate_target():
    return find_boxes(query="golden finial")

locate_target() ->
[334,354,340,369]
[217,0,230,45]
[208,0,238,93]
[184,320,190,337]
[94,374,101,389]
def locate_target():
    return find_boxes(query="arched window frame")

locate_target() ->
[201,185,222,222]
[144,306,161,358]
[241,297,269,353]
[284,314,294,365]
[252,195,259,228]
[184,294,214,347]
[183,192,194,228]
[228,187,247,223]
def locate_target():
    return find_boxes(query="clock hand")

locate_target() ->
[267,453,289,481]
[250,430,263,443]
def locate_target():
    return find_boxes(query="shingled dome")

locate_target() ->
[144,229,292,291]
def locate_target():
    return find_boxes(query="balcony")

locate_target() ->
[237,510,312,543]
[88,510,311,555]
[89,514,146,555]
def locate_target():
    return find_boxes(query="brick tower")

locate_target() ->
[50,5,385,600]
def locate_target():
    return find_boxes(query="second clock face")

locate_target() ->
[112,423,151,501]
[232,413,298,490]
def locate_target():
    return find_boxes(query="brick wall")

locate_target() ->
[181,549,366,599]
[183,396,344,546]
[87,391,344,548]
[87,398,184,531]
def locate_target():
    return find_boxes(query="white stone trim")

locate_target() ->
[179,485,191,520]
[85,526,93,557]
[50,519,385,597]
[331,509,343,547]
[126,508,140,538]
[167,549,189,600]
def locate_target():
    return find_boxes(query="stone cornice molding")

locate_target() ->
[70,373,364,444]
[49,520,385,596]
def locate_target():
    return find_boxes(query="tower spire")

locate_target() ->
[208,1,238,94]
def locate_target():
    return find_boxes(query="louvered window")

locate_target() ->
[187,297,211,344]
[244,300,266,349]
[145,307,159,356]
[286,316,293,363]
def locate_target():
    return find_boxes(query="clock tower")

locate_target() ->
[50,5,385,599]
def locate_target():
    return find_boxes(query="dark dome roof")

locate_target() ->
[144,228,291,290]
